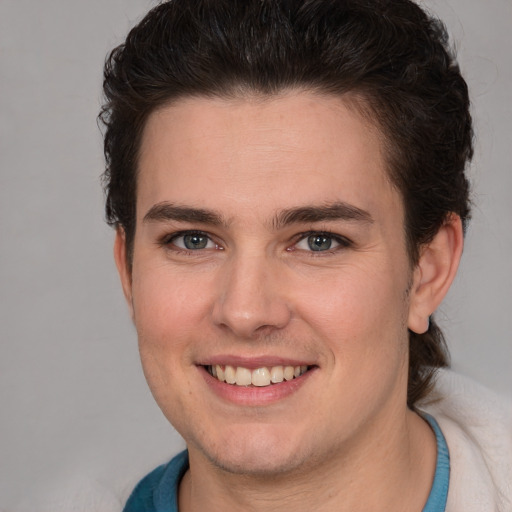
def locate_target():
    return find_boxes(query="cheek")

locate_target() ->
[133,267,213,336]
[131,268,215,395]
[296,263,410,365]
[132,273,202,418]
[284,264,411,436]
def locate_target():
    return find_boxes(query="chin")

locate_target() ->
[203,448,307,477]
[190,425,312,477]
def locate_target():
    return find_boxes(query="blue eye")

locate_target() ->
[170,232,216,250]
[307,234,334,251]
[295,232,349,252]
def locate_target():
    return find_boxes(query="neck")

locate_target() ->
[179,409,437,512]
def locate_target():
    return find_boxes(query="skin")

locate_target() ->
[115,91,463,511]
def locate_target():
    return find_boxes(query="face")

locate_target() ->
[118,92,418,476]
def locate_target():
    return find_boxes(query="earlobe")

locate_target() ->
[408,214,464,334]
[114,227,134,319]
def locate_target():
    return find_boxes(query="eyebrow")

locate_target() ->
[143,202,227,226]
[272,202,374,230]
[142,201,373,229]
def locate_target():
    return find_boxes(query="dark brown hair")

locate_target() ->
[100,0,473,407]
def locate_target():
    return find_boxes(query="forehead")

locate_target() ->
[136,92,399,224]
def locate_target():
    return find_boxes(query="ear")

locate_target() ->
[114,227,134,319]
[408,214,464,334]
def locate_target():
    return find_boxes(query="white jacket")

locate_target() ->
[420,370,512,512]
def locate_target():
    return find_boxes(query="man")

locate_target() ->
[100,1,511,510]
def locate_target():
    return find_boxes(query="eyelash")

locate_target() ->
[159,230,352,255]
[291,230,352,255]
[160,230,221,253]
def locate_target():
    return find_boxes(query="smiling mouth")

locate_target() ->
[205,364,311,387]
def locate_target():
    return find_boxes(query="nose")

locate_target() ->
[211,252,292,339]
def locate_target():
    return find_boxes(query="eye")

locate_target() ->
[294,232,350,252]
[168,231,217,250]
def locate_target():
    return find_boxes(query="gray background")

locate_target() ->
[1,0,510,508]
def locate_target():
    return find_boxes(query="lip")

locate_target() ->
[197,355,315,369]
[198,362,317,406]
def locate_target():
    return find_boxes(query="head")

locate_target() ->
[100,0,472,409]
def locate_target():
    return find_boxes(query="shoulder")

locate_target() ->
[419,369,512,512]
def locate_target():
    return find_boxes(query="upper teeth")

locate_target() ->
[208,365,309,387]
